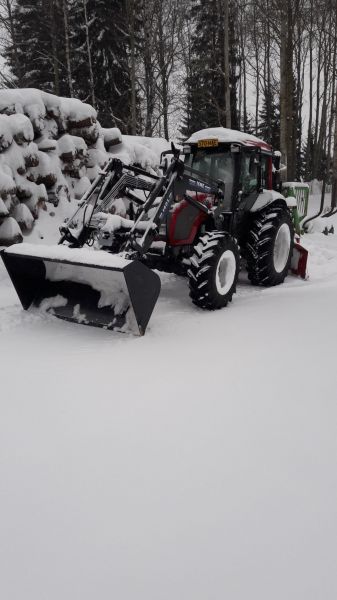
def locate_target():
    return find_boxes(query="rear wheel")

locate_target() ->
[188,231,240,309]
[246,202,294,286]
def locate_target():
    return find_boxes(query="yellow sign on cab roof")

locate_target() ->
[197,138,219,148]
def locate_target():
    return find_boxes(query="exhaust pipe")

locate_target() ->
[1,244,161,335]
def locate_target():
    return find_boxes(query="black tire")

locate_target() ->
[187,231,240,309]
[246,202,294,286]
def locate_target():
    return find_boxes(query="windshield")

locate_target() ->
[185,148,233,179]
[184,148,234,207]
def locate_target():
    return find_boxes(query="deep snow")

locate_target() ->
[1,194,337,600]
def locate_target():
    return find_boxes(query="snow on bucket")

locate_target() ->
[1,244,161,335]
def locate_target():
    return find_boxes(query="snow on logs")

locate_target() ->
[0,88,169,246]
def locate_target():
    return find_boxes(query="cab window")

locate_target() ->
[260,155,270,189]
[184,148,234,210]
[241,153,258,195]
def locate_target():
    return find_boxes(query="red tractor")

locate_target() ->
[1,127,308,335]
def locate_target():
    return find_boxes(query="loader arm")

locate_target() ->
[125,158,223,256]
[59,150,224,255]
[59,159,157,247]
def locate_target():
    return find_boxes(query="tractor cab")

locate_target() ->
[181,128,307,280]
[162,128,279,249]
[183,143,235,211]
[183,127,275,214]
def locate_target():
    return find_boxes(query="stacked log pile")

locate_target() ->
[0,89,169,246]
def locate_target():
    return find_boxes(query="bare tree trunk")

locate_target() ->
[280,6,288,175]
[239,2,247,130]
[180,9,193,136]
[224,0,231,128]
[294,2,305,179]
[157,0,169,140]
[313,20,325,172]
[265,1,272,141]
[305,0,313,179]
[127,0,137,134]
[142,1,156,136]
[63,0,73,97]
[328,2,337,170]
[253,4,259,135]
[83,0,95,106]
[316,31,331,174]
[5,0,22,85]
[49,0,60,95]
[280,0,296,180]
[330,1,337,209]
[243,51,247,130]
[238,59,242,128]
[331,87,337,209]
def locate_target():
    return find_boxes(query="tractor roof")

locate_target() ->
[186,127,272,152]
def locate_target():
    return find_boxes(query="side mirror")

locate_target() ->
[160,157,168,175]
[273,151,281,171]
[171,141,180,158]
[217,179,225,197]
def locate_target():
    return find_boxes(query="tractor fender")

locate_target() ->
[250,190,296,212]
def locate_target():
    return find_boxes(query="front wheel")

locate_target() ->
[187,231,240,309]
[246,203,294,286]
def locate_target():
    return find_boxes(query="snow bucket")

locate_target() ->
[1,244,161,335]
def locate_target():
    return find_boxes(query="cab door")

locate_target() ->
[238,151,260,211]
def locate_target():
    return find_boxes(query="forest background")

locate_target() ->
[0,0,336,188]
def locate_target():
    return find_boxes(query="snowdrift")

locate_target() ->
[0,88,169,245]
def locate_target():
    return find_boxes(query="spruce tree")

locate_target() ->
[71,0,132,131]
[258,93,280,149]
[180,0,239,139]
[228,2,240,130]
[181,0,223,136]
[6,0,69,95]
[303,132,315,181]
[6,0,133,130]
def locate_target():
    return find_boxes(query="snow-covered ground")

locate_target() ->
[1,194,337,600]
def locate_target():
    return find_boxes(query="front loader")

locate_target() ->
[1,127,308,335]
